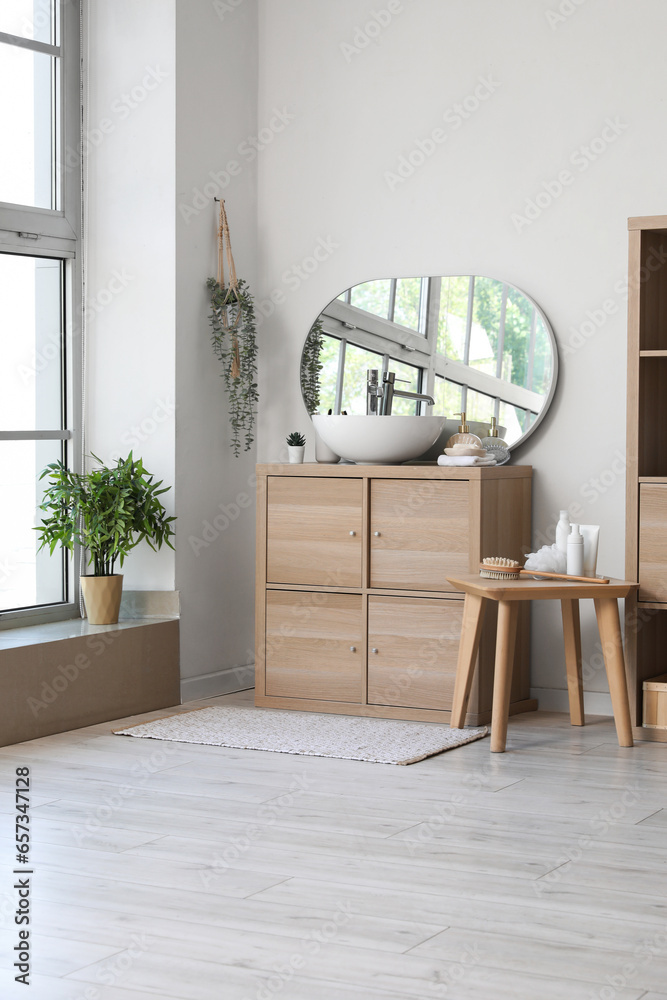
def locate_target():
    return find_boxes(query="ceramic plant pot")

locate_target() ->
[287,445,305,464]
[80,574,124,625]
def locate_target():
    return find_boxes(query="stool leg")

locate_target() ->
[490,600,519,753]
[594,597,634,748]
[561,599,585,726]
[450,594,486,728]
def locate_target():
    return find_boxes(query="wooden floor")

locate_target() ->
[1,692,667,1000]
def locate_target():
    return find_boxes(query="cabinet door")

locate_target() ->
[267,477,363,587]
[370,480,470,591]
[367,596,463,710]
[265,591,362,702]
[639,484,667,602]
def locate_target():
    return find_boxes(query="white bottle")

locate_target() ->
[556,511,570,553]
[567,523,584,576]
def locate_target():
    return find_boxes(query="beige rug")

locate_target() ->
[114,706,488,765]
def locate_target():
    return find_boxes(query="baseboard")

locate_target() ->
[530,687,613,717]
[180,663,255,701]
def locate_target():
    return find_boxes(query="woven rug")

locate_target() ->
[114,706,488,765]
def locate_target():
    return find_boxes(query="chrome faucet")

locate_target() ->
[366,370,435,416]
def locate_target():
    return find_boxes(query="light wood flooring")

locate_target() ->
[1,691,667,999]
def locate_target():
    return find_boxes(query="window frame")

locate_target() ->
[319,275,558,440]
[0,0,82,629]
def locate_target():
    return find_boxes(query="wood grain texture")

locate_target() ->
[561,599,585,726]
[594,597,634,748]
[369,479,470,591]
[638,483,667,601]
[490,601,519,752]
[267,476,363,587]
[257,463,534,480]
[265,590,363,702]
[450,594,486,728]
[257,466,534,725]
[7,691,663,1000]
[367,596,464,710]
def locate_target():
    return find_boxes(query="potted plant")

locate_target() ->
[286,432,306,464]
[35,453,175,625]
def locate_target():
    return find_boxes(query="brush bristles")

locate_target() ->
[479,557,521,580]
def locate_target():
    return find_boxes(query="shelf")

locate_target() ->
[637,600,667,609]
[638,477,667,483]
[640,350,667,357]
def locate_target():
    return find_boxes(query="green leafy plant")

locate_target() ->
[300,317,324,416]
[207,277,259,456]
[35,454,176,577]
[286,431,306,447]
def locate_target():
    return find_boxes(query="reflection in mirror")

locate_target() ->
[302,275,558,449]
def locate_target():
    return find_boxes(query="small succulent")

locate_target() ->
[286,431,306,447]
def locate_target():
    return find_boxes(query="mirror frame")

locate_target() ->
[303,273,559,452]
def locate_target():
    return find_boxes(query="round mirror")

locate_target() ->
[301,275,558,452]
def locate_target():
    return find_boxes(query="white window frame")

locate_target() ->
[320,275,558,443]
[0,0,82,629]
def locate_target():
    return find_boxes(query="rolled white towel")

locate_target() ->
[437,455,497,467]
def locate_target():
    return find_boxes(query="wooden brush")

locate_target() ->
[479,557,609,585]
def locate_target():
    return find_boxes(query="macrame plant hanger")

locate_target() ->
[216,198,241,379]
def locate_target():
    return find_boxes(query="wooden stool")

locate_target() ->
[447,574,639,752]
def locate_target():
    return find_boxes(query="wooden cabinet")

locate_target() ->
[266,476,363,587]
[370,480,469,591]
[256,463,534,725]
[367,596,463,710]
[626,215,667,741]
[265,591,362,702]
[638,485,667,603]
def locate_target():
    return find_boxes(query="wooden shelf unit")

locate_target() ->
[255,463,535,726]
[626,215,667,741]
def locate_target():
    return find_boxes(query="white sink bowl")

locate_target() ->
[312,414,447,465]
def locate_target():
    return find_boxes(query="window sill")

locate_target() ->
[0,614,178,652]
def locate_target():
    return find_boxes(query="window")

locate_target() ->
[0,0,81,627]
[317,275,552,445]
[348,277,428,334]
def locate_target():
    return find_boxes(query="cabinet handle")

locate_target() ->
[374,531,381,537]
[349,530,356,536]
[350,646,356,652]
[371,647,379,654]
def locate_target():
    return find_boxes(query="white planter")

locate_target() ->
[287,445,305,464]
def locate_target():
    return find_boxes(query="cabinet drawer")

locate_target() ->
[639,484,667,602]
[265,591,363,702]
[367,596,463,710]
[267,477,363,587]
[370,480,470,591]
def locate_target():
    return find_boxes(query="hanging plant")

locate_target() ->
[207,199,258,456]
[300,316,324,416]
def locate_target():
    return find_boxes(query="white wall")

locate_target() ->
[256,0,667,711]
[86,0,176,590]
[175,0,258,699]
[87,0,258,697]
